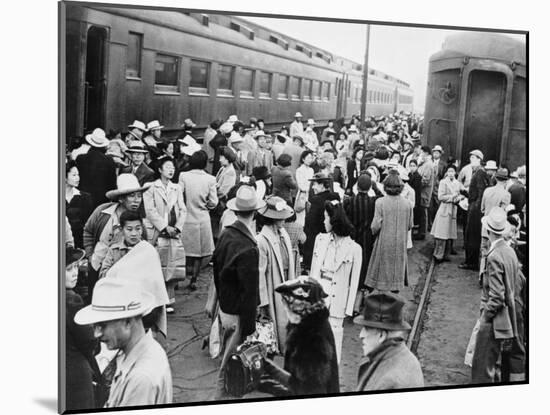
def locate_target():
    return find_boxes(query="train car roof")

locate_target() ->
[75,4,412,88]
[430,32,526,65]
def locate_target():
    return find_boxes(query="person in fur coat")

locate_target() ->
[259,276,340,396]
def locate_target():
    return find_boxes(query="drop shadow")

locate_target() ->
[34,398,57,413]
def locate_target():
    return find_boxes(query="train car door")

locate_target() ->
[462,70,507,165]
[84,26,108,131]
[335,74,345,120]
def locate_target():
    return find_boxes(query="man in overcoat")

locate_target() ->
[212,186,265,399]
[354,293,424,391]
[471,207,524,383]
[76,128,117,209]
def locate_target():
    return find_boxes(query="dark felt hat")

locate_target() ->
[252,165,271,181]
[308,172,332,182]
[275,276,328,304]
[353,293,411,331]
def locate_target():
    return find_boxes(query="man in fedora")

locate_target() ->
[83,174,150,297]
[212,185,266,398]
[289,112,304,139]
[126,120,147,144]
[76,128,117,209]
[460,150,491,270]
[472,207,523,383]
[354,293,424,391]
[74,279,172,407]
[121,141,155,186]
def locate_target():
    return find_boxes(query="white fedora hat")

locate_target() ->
[105,173,151,200]
[226,185,266,212]
[177,134,197,146]
[147,120,164,131]
[85,128,109,148]
[307,118,315,125]
[348,125,358,132]
[228,131,243,144]
[227,115,239,123]
[294,112,303,118]
[181,143,201,156]
[128,120,147,131]
[125,140,149,154]
[432,145,444,153]
[481,206,511,235]
[485,160,498,170]
[74,279,154,325]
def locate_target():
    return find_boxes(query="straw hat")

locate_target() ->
[481,207,511,235]
[353,293,411,331]
[125,140,149,154]
[485,160,498,170]
[307,118,316,125]
[85,128,109,148]
[294,112,303,118]
[147,120,164,131]
[227,115,239,123]
[105,174,151,200]
[257,196,294,220]
[226,185,266,212]
[74,279,154,325]
[128,120,147,131]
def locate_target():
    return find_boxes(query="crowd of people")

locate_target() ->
[64,110,527,410]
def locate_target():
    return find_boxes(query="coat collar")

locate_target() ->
[357,337,405,389]
[227,220,257,245]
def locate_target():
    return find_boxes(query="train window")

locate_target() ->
[303,79,312,100]
[322,82,330,101]
[312,80,321,101]
[154,54,179,93]
[126,32,142,78]
[290,76,301,100]
[189,60,210,94]
[217,64,235,96]
[239,68,254,98]
[335,77,340,95]
[259,71,272,98]
[278,75,289,99]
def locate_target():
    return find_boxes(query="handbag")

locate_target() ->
[224,341,267,397]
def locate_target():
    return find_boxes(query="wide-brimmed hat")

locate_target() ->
[105,173,151,200]
[495,168,509,181]
[275,275,328,304]
[294,112,303,118]
[353,293,411,331]
[320,139,334,147]
[182,118,196,129]
[307,118,315,125]
[219,122,234,134]
[66,247,85,267]
[469,149,484,161]
[227,115,239,123]
[85,128,109,148]
[177,135,197,146]
[292,135,304,145]
[308,172,332,182]
[226,185,266,212]
[128,120,147,131]
[74,279,154,325]
[257,196,294,220]
[481,206,511,235]
[147,120,164,131]
[126,140,149,154]
[432,145,444,154]
[485,160,498,170]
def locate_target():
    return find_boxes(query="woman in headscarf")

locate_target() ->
[179,150,218,290]
[365,171,413,294]
[143,155,187,312]
[256,196,296,354]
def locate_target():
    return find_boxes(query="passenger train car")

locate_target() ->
[423,32,526,169]
[63,3,414,139]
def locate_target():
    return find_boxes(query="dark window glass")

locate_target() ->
[278,74,289,98]
[240,68,254,97]
[259,71,272,97]
[155,54,178,88]
[290,76,301,99]
[303,79,312,99]
[190,60,209,90]
[322,82,330,100]
[126,32,142,78]
[218,64,234,93]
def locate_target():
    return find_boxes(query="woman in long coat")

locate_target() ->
[431,165,464,261]
[257,196,296,354]
[365,171,413,293]
[179,150,218,290]
[143,156,187,310]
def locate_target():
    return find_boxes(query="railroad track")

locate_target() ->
[407,257,437,353]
